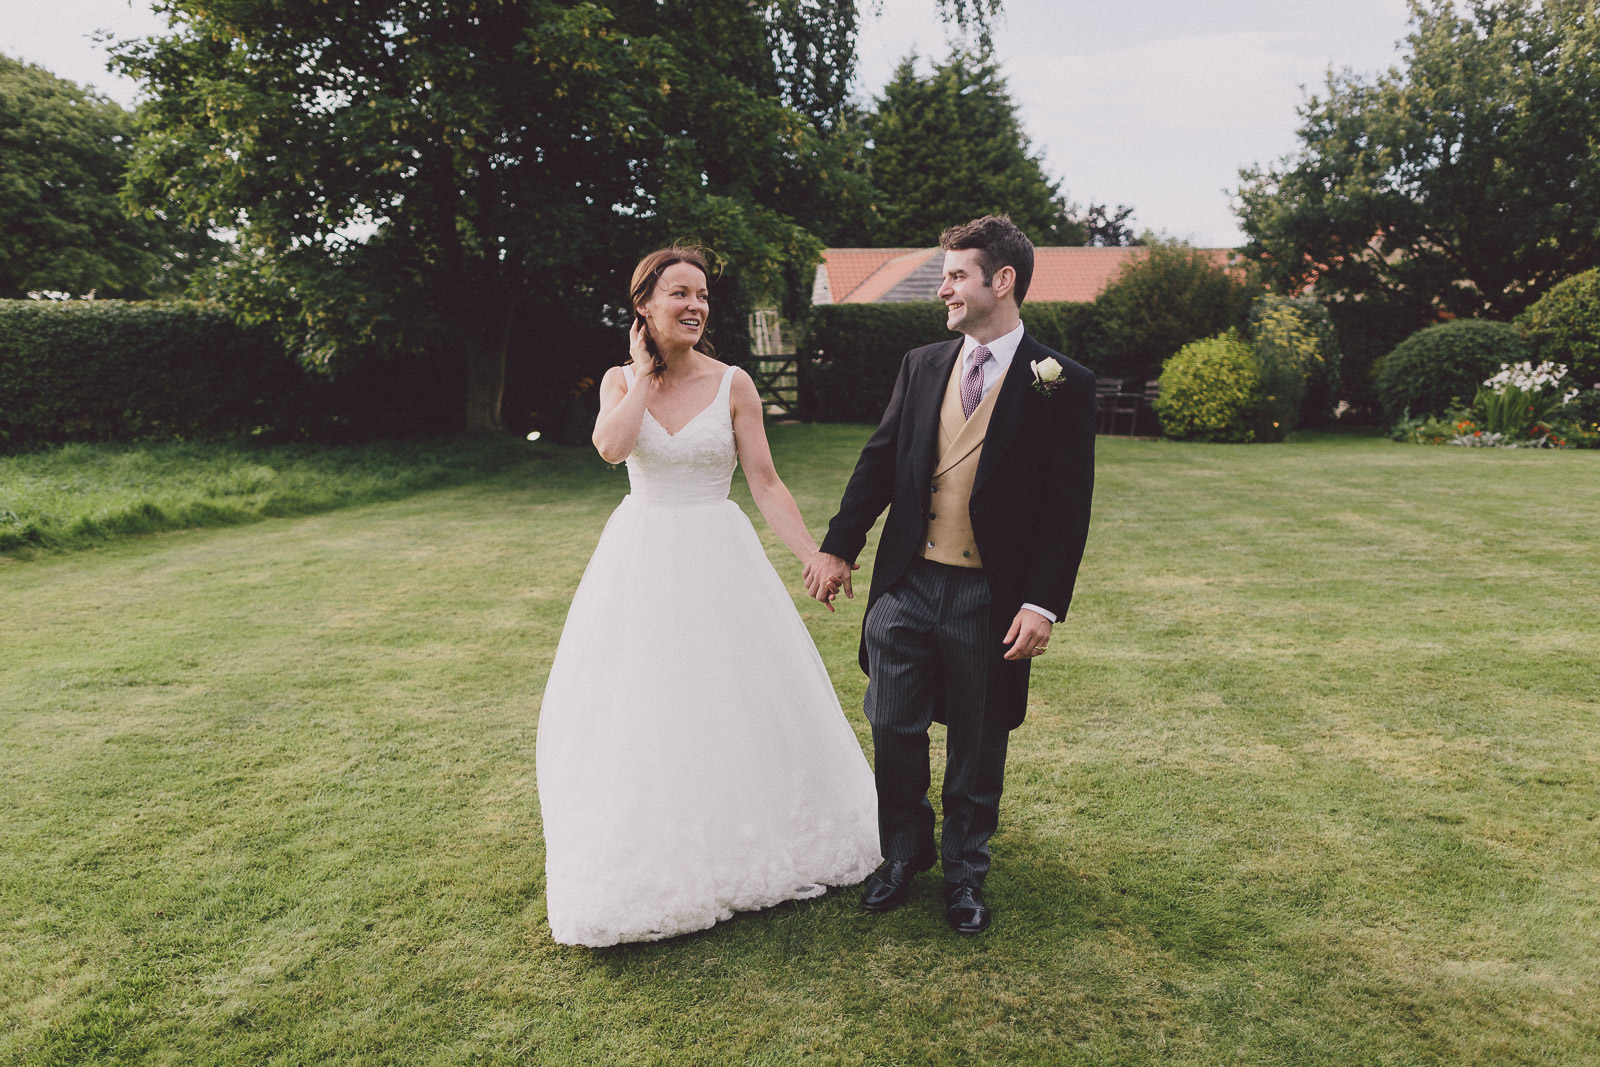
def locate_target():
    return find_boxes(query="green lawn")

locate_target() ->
[0,437,532,555]
[3,427,1597,1064]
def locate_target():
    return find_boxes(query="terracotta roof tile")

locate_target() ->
[821,246,1238,304]
[817,249,929,303]
[851,250,940,304]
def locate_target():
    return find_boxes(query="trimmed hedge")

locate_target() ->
[0,300,316,447]
[1374,318,1527,425]
[799,303,945,422]
[798,300,1104,423]
[1518,269,1600,388]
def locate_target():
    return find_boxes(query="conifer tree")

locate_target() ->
[863,51,1119,246]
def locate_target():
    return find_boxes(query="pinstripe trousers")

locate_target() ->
[863,558,1010,888]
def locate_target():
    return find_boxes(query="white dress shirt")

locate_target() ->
[959,321,1025,400]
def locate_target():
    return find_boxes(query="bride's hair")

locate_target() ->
[629,245,718,370]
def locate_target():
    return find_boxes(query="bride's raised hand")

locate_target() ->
[628,317,657,382]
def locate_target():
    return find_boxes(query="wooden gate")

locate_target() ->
[748,308,799,417]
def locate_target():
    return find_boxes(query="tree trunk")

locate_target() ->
[462,303,514,433]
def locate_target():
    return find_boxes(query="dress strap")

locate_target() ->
[622,364,634,388]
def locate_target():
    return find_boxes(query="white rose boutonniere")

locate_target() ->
[1030,357,1065,396]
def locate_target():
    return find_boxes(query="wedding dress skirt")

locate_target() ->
[537,365,880,947]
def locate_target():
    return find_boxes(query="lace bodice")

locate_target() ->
[623,365,738,506]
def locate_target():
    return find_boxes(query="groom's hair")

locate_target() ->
[940,215,1035,305]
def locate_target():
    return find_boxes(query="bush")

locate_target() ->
[1249,294,1341,431]
[1518,269,1600,389]
[798,301,1104,422]
[1546,385,1600,449]
[1389,409,1468,445]
[1154,330,1263,443]
[1373,319,1526,425]
[1094,239,1255,383]
[0,299,317,447]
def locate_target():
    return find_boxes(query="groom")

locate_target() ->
[804,215,1096,934]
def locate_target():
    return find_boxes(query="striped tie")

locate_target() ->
[960,345,991,419]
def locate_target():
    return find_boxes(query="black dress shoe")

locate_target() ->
[944,883,991,934]
[860,857,934,913]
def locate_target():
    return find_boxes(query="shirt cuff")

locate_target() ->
[1021,603,1056,624]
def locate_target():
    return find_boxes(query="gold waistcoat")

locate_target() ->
[921,354,1003,568]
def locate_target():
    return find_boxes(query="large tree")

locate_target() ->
[0,54,216,299]
[1236,0,1600,320]
[860,50,1132,247]
[111,0,1004,433]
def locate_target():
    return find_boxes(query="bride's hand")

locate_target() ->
[803,551,857,612]
[628,318,656,380]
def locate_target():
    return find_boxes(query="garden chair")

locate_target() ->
[1095,378,1123,435]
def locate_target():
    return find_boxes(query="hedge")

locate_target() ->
[0,300,317,447]
[798,301,1104,423]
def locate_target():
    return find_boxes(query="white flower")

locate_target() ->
[1483,360,1570,395]
[1032,357,1063,383]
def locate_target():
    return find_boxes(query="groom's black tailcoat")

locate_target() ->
[819,333,1096,731]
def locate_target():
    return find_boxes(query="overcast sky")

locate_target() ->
[4,0,1417,247]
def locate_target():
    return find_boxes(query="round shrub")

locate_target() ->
[1374,318,1526,425]
[1154,330,1263,443]
[1518,269,1600,389]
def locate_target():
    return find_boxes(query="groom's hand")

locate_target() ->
[1002,608,1053,661]
[803,551,857,612]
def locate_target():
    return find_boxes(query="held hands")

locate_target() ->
[803,551,858,613]
[1002,608,1053,661]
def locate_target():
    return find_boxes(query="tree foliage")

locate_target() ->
[859,50,1131,247]
[110,0,891,432]
[0,54,217,299]
[1237,0,1600,321]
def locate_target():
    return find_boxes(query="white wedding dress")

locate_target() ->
[536,365,880,947]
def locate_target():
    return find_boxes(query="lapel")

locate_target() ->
[973,334,1037,494]
[908,339,963,492]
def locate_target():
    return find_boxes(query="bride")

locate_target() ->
[536,246,880,947]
